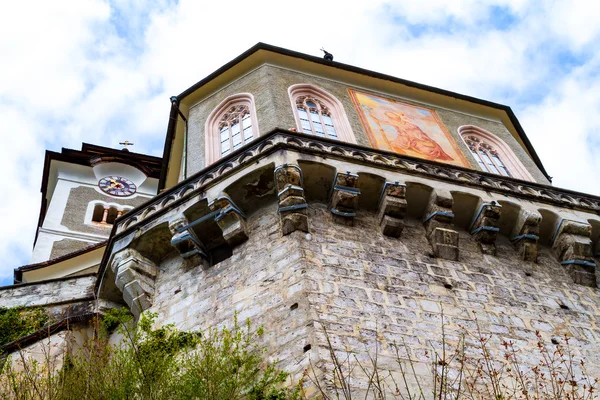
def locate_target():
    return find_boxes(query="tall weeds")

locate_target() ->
[303,310,599,400]
[1,307,598,399]
[0,309,295,400]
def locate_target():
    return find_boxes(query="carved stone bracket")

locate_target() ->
[110,249,158,318]
[274,164,309,235]
[423,190,459,260]
[209,195,248,247]
[169,214,211,266]
[468,201,502,255]
[551,219,596,287]
[328,171,360,226]
[377,181,407,238]
[510,209,541,262]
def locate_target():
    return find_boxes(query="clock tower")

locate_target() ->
[18,143,162,283]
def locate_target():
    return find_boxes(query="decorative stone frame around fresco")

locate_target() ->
[347,88,471,169]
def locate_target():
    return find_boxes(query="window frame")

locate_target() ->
[86,201,132,227]
[205,93,259,166]
[288,84,356,144]
[458,125,534,181]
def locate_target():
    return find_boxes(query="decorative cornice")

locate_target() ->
[115,129,600,241]
[95,129,600,296]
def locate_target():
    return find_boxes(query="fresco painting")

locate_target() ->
[348,90,470,168]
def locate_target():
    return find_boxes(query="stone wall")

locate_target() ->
[148,200,600,396]
[0,275,95,309]
[185,64,550,184]
[149,200,314,381]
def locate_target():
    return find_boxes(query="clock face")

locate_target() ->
[98,176,137,197]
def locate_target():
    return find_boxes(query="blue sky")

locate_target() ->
[0,0,599,286]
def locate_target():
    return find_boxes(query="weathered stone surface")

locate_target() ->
[209,196,249,246]
[377,182,407,238]
[511,209,541,262]
[275,164,309,235]
[169,214,210,265]
[329,172,360,226]
[145,204,600,397]
[470,201,502,255]
[552,219,596,287]
[423,190,459,260]
[0,275,95,309]
[110,248,158,318]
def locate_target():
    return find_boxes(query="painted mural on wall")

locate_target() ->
[348,90,470,168]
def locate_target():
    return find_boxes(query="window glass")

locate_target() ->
[323,114,337,138]
[471,150,488,172]
[481,151,500,174]
[491,154,511,177]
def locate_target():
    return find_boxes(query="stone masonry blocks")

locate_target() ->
[110,248,158,318]
[423,189,459,260]
[510,209,541,263]
[377,182,407,238]
[169,214,211,266]
[469,201,502,255]
[274,164,309,235]
[329,171,360,226]
[552,219,596,287]
[209,195,249,247]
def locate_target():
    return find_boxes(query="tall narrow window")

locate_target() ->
[459,125,534,181]
[218,104,254,156]
[296,96,337,139]
[205,93,259,166]
[465,137,507,176]
[288,84,356,144]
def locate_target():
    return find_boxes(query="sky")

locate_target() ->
[0,0,599,286]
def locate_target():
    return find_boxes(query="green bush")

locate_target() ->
[0,307,48,347]
[0,309,297,400]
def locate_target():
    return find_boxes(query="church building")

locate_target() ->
[2,43,600,396]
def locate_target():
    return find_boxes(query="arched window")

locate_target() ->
[89,202,131,226]
[205,93,259,166]
[459,125,534,181]
[288,84,356,144]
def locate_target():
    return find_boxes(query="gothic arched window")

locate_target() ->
[205,93,259,166]
[288,84,356,144]
[459,125,534,181]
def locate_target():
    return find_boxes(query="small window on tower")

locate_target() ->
[92,204,105,223]
[89,203,130,226]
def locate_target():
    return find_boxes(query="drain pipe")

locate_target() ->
[170,96,188,181]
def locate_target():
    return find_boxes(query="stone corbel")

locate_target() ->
[551,218,596,287]
[468,201,502,255]
[169,214,211,266]
[328,171,360,226]
[510,209,541,262]
[274,164,309,235]
[110,248,158,318]
[376,181,407,238]
[423,189,459,260]
[209,195,248,247]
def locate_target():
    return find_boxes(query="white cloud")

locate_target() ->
[0,0,599,284]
